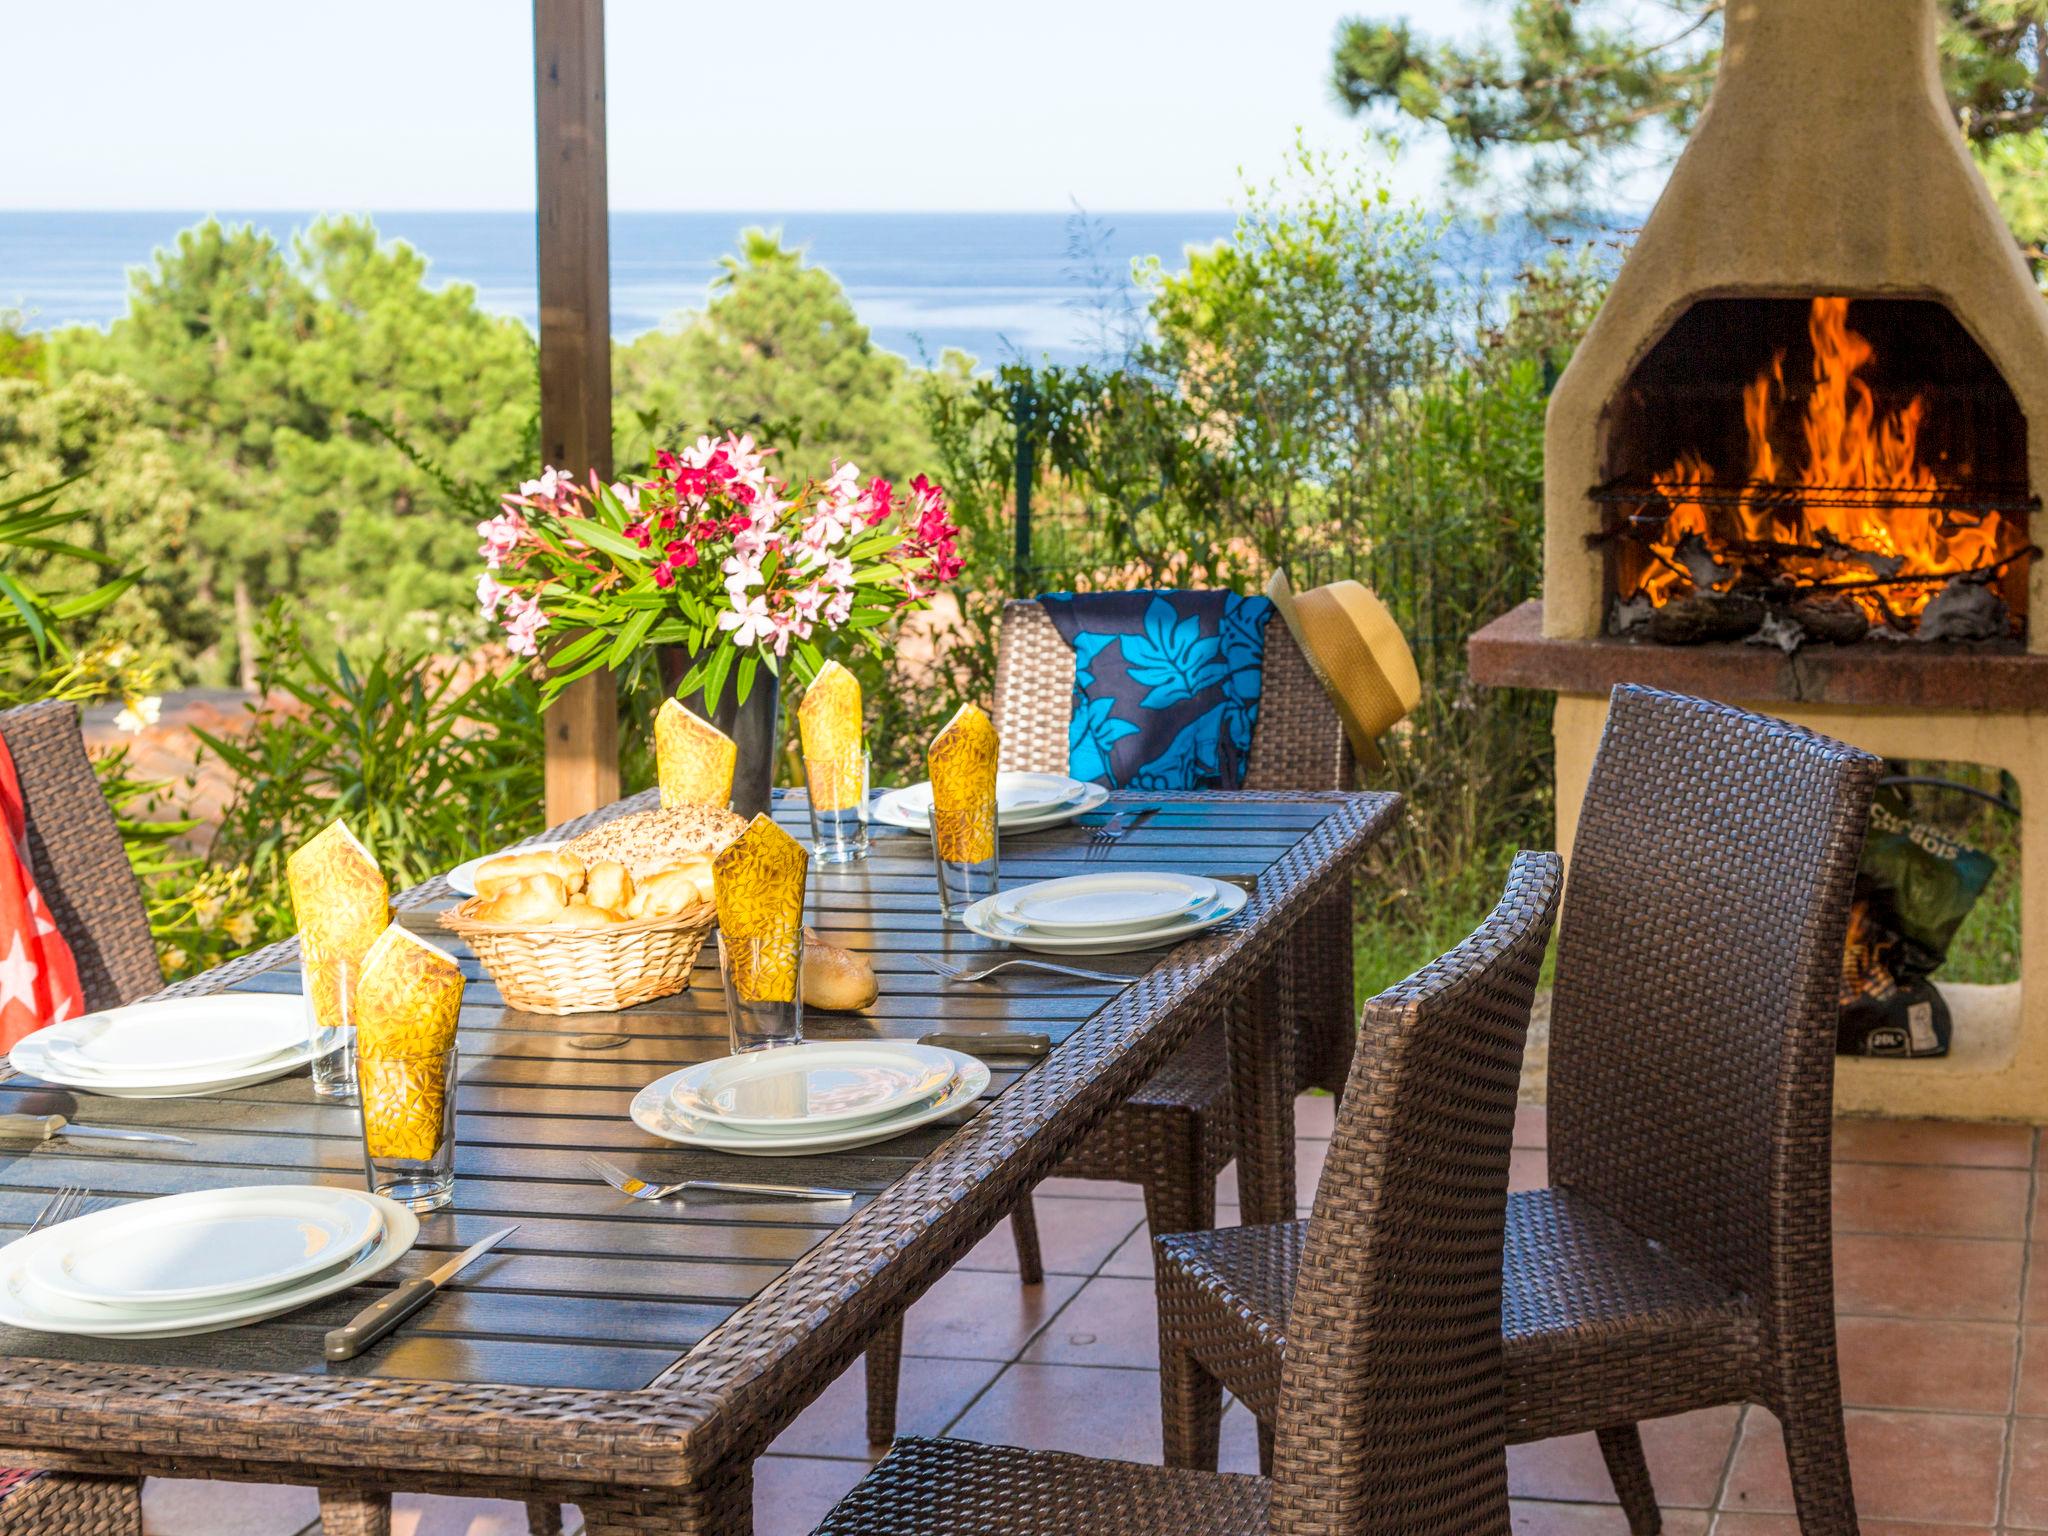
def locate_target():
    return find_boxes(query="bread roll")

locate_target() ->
[471,873,568,924]
[477,850,586,898]
[629,866,709,920]
[556,900,626,928]
[802,934,877,1012]
[585,859,634,913]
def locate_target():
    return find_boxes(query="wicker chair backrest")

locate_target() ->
[0,700,162,1011]
[1546,684,1878,1303]
[1269,850,1562,1536]
[989,597,1352,791]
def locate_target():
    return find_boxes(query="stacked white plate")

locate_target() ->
[873,772,1109,835]
[962,871,1248,956]
[0,1184,416,1339]
[631,1042,992,1156]
[9,995,319,1098]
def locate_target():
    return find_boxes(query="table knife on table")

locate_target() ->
[0,1114,192,1147]
[918,1030,1052,1058]
[324,1226,518,1363]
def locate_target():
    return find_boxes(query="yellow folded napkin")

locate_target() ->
[798,661,865,813]
[655,698,738,809]
[352,923,464,1162]
[287,820,390,1036]
[927,703,999,864]
[713,813,809,1003]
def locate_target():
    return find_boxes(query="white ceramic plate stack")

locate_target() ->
[9,995,320,1098]
[0,1184,417,1339]
[961,871,1249,956]
[631,1042,992,1156]
[446,840,570,898]
[872,772,1109,835]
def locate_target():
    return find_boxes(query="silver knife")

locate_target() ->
[0,1113,192,1147]
[324,1225,518,1363]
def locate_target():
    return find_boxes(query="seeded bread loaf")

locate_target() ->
[564,804,746,881]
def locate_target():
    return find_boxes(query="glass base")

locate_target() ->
[369,1169,454,1212]
[811,835,870,865]
[311,1051,359,1101]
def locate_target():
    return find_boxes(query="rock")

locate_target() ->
[1917,576,2011,642]
[1786,594,1871,645]
[1609,596,1655,636]
[1746,611,1806,654]
[1674,532,1734,592]
[1644,592,1766,644]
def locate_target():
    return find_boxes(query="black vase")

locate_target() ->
[657,646,782,820]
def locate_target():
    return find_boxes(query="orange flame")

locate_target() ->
[1624,297,2026,629]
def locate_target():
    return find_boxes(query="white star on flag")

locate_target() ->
[0,933,39,1016]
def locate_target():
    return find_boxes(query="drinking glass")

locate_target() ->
[717,928,805,1053]
[356,1043,458,1212]
[803,746,871,865]
[931,817,1000,923]
[300,934,360,1102]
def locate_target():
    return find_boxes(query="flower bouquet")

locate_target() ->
[478,434,961,715]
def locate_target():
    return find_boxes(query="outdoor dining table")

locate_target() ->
[0,786,1396,1535]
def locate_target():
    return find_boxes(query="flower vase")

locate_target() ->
[658,646,782,820]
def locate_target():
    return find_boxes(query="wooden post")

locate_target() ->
[535,0,620,822]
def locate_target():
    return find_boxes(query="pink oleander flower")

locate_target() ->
[502,592,549,656]
[476,572,513,617]
[477,508,531,569]
[718,593,775,649]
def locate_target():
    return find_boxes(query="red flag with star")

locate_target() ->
[0,735,84,1050]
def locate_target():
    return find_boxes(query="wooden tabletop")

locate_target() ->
[0,789,1396,1521]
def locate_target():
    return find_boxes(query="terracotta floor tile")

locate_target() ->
[1216,1142,1327,1210]
[1100,1204,1243,1280]
[1295,1092,1337,1139]
[2022,1248,2048,1323]
[1514,1105,1549,1150]
[2004,1417,2048,1529]
[1833,1117,2034,1169]
[1034,1176,1146,1201]
[946,1361,1169,1461]
[1506,1407,1741,1508]
[1831,1164,2030,1240]
[772,1352,1007,1457]
[1713,1517,1988,1535]
[1022,1276,1161,1369]
[901,1268,1084,1360]
[1834,1233,2024,1322]
[1723,1407,2004,1525]
[1509,1147,1550,1194]
[1508,1502,1709,1535]
[142,1478,320,1536]
[2014,1328,2048,1415]
[1835,1316,2018,1413]
[957,1197,1145,1275]
[753,1456,870,1536]
[391,1494,539,1535]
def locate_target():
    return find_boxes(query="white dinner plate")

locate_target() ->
[668,1042,958,1132]
[0,1192,417,1339]
[445,840,569,897]
[42,996,307,1078]
[10,997,319,1097]
[873,777,1109,834]
[28,1185,386,1309]
[631,1051,992,1156]
[962,878,1247,956]
[992,872,1218,936]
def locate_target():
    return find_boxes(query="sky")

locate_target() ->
[1,0,1494,212]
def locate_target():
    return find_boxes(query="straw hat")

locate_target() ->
[1264,569,1421,771]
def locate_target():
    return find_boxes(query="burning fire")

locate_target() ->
[1624,296,2028,630]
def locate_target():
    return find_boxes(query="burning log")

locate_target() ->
[1674,531,1734,592]
[1786,594,1871,644]
[1645,592,1766,644]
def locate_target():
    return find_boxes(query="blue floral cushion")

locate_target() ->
[1037,590,1275,790]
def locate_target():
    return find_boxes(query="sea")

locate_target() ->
[0,209,1596,368]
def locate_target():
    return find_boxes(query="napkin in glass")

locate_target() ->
[655,698,737,809]
[712,813,809,1003]
[287,820,390,1036]
[352,924,464,1162]
[797,661,865,812]
[927,703,999,863]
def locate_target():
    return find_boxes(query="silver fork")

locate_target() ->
[916,954,1139,985]
[25,1185,83,1235]
[1085,805,1161,861]
[583,1155,854,1203]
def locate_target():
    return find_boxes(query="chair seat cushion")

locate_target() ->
[812,1435,1269,1536]
[1156,1186,1757,1432]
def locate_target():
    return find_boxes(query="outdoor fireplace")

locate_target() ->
[1468,0,2048,1118]
[1600,295,2034,647]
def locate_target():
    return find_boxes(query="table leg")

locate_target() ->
[528,1501,567,1535]
[580,1463,752,1535]
[318,1488,390,1536]
[1226,952,1297,1227]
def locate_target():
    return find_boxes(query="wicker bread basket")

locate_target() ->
[438,897,717,1015]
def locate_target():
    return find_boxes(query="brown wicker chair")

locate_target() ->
[0,701,157,1536]
[863,597,1356,1443]
[816,851,1560,1536]
[1153,685,1880,1536]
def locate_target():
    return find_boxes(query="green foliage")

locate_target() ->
[0,311,42,383]
[194,609,546,950]
[1331,0,2048,224]
[0,471,141,699]
[614,230,933,477]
